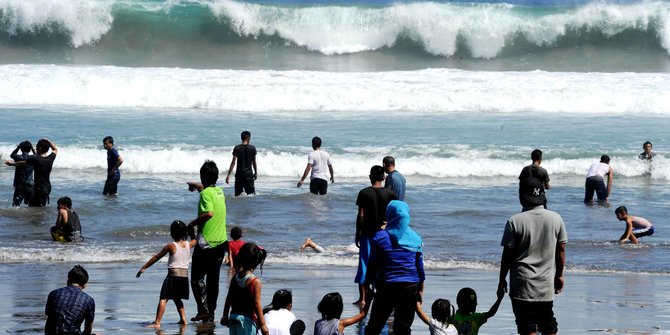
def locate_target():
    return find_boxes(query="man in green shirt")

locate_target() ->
[188,160,227,322]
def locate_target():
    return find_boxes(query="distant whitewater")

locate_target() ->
[1,0,670,71]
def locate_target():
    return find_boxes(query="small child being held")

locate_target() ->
[314,292,370,335]
[136,220,197,328]
[221,242,269,335]
[415,298,457,335]
[452,287,503,335]
[50,197,83,242]
[615,206,655,244]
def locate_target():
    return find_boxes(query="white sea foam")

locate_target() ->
[0,65,668,115]
[1,143,667,179]
[210,0,670,57]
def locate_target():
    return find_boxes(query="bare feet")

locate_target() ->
[300,238,314,252]
[178,319,187,325]
[191,313,209,322]
[146,322,160,328]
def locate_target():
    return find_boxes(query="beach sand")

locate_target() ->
[3,262,670,334]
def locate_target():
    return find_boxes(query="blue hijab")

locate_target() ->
[385,200,423,253]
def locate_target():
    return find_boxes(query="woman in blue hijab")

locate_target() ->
[364,200,425,335]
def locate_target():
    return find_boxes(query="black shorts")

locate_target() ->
[159,275,189,300]
[13,183,34,206]
[309,178,328,195]
[511,299,557,335]
[234,176,255,196]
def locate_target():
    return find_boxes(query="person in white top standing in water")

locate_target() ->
[584,155,614,204]
[297,136,334,195]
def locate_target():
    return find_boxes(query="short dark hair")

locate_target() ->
[312,136,322,150]
[170,220,187,241]
[235,242,267,274]
[600,155,610,164]
[456,287,477,312]
[290,320,306,335]
[36,139,50,154]
[383,156,395,167]
[531,149,543,161]
[643,141,652,148]
[19,141,32,152]
[67,265,89,286]
[369,165,385,182]
[57,197,72,209]
[103,136,114,144]
[241,131,251,141]
[431,298,454,324]
[615,206,628,216]
[271,289,292,310]
[317,292,343,320]
[200,160,219,186]
[230,226,243,240]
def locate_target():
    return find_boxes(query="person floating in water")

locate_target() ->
[615,206,654,244]
[50,197,83,242]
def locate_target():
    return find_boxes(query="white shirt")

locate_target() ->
[308,150,332,181]
[586,162,610,178]
[429,318,458,335]
[264,309,296,335]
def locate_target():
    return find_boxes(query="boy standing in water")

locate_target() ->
[226,131,257,196]
[8,141,35,206]
[615,206,654,244]
[103,136,124,195]
[4,138,57,206]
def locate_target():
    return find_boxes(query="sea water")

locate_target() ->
[1,0,670,331]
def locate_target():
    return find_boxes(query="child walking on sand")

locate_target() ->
[416,298,457,335]
[136,220,196,328]
[314,292,370,335]
[615,206,655,244]
[452,287,503,335]
[221,242,269,335]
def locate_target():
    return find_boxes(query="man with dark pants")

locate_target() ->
[45,265,96,335]
[498,177,567,335]
[584,155,613,204]
[354,165,397,307]
[102,136,123,195]
[297,136,334,195]
[9,141,35,206]
[5,138,58,207]
[188,160,228,322]
[226,131,257,196]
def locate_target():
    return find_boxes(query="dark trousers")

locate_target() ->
[28,191,49,207]
[103,176,120,195]
[12,183,34,206]
[365,282,420,335]
[584,176,607,202]
[309,178,328,195]
[191,243,225,316]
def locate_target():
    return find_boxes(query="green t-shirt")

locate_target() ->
[452,310,488,335]
[198,186,227,248]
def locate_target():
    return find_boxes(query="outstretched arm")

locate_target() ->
[486,290,505,319]
[415,301,431,326]
[339,295,372,332]
[136,244,171,277]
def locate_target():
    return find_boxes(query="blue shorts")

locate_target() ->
[228,313,257,335]
[633,226,655,238]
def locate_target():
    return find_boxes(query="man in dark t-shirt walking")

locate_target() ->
[225,131,257,196]
[354,165,397,307]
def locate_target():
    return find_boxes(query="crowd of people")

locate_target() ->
[4,134,658,335]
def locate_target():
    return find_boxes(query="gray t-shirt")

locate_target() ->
[501,206,567,302]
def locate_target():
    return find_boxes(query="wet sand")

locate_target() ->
[3,262,670,334]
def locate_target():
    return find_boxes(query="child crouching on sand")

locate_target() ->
[221,242,269,335]
[416,298,457,335]
[136,220,196,328]
[314,292,370,335]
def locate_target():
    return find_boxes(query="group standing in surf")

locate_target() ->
[3,133,659,335]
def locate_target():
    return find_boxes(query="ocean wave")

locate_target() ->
[0,0,670,65]
[0,65,668,115]
[1,143,667,179]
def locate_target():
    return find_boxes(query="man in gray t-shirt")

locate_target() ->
[498,177,567,335]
